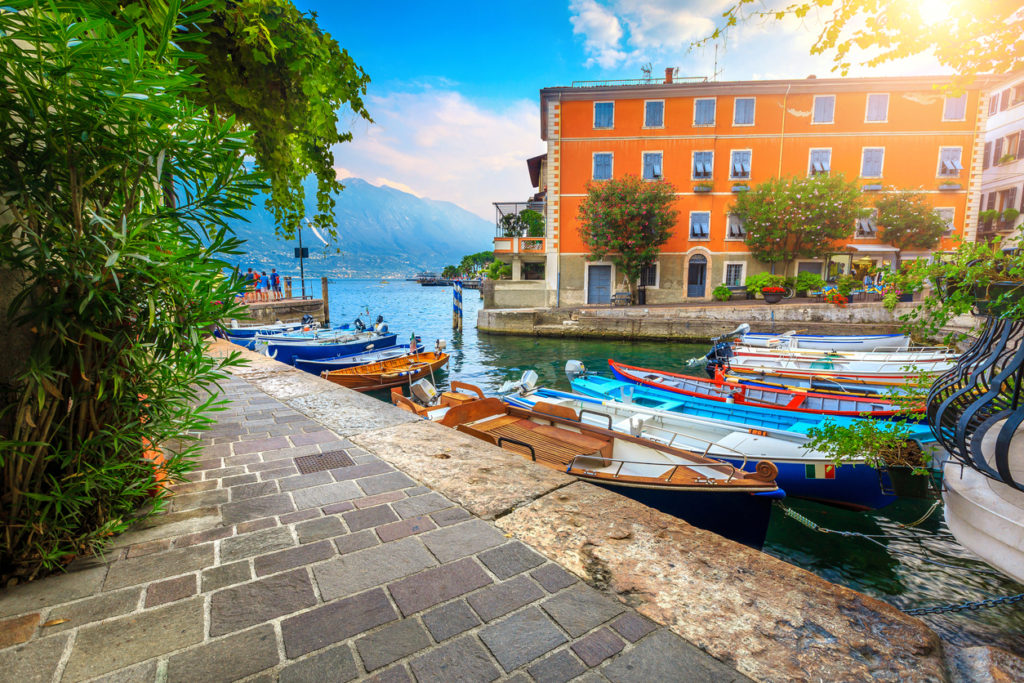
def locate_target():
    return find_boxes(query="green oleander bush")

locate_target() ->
[712,284,733,302]
[0,1,258,582]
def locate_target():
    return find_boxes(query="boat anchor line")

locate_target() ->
[903,592,1024,616]
[772,501,1006,577]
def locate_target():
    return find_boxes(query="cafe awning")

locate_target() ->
[846,244,900,252]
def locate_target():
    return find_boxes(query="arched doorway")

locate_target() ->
[687,254,707,298]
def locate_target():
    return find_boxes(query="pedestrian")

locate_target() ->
[251,268,261,302]
[260,270,270,302]
[271,268,281,301]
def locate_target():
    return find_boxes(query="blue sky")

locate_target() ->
[297,0,947,219]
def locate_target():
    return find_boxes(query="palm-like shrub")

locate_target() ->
[0,1,256,581]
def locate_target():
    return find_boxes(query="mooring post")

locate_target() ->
[321,277,330,324]
[453,280,463,330]
[284,276,292,299]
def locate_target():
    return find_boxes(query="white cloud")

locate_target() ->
[566,0,946,78]
[570,0,628,68]
[331,90,544,220]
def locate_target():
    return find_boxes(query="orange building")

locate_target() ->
[494,72,992,306]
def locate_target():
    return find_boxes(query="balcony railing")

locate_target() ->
[570,76,708,88]
[494,201,545,237]
[494,237,546,255]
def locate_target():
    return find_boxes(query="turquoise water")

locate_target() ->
[306,277,1023,652]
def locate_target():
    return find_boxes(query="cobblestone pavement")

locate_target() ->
[0,375,744,682]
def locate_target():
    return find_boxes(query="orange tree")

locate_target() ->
[731,173,865,275]
[577,175,678,301]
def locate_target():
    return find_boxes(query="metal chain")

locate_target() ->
[904,593,1024,616]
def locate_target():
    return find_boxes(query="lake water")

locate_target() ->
[302,277,1023,652]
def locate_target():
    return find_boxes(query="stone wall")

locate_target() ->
[230,299,326,326]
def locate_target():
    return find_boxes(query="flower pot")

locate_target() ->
[882,466,934,499]
[973,282,1024,317]
[762,291,783,304]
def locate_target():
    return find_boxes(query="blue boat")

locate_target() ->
[507,386,901,511]
[293,343,424,373]
[571,374,935,443]
[259,333,398,366]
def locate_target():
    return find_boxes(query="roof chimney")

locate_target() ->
[665,67,674,84]
[807,74,817,79]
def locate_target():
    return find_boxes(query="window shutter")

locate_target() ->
[1018,133,1024,158]
[984,142,992,169]
[1002,89,1012,109]
[1008,187,1018,212]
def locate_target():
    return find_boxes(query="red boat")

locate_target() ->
[607,359,921,419]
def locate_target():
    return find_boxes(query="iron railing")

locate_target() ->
[493,201,545,237]
[928,313,1024,492]
[570,76,708,88]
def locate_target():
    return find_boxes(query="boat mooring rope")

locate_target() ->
[896,499,942,528]
[772,501,1005,577]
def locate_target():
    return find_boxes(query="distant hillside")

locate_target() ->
[229,177,494,277]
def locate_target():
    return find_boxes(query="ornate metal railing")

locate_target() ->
[928,314,1024,492]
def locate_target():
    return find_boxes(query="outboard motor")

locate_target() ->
[434,339,446,357]
[565,360,587,383]
[353,317,366,332]
[704,342,733,377]
[410,379,439,406]
[301,314,314,326]
[373,314,387,334]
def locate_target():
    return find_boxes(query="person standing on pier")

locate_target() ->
[271,268,281,301]
[244,267,255,302]
[259,271,270,302]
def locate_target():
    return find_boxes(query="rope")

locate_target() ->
[896,499,941,528]
[773,501,1004,576]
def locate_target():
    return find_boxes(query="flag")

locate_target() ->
[804,463,836,479]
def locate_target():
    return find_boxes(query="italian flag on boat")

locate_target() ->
[804,463,836,479]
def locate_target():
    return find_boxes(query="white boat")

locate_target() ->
[723,354,955,388]
[730,344,958,364]
[741,331,911,352]
[502,385,900,510]
[943,417,1024,584]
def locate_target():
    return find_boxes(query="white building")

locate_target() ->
[979,72,1024,243]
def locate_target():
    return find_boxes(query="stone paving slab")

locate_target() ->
[351,419,573,519]
[0,347,816,682]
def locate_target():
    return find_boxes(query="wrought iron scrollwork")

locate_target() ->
[928,315,1024,492]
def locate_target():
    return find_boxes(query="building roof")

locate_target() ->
[526,154,544,188]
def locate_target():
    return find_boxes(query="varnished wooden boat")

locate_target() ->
[321,351,448,392]
[430,394,783,548]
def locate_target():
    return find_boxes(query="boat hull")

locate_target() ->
[322,352,449,391]
[262,333,398,364]
[593,483,779,549]
[293,343,424,373]
[608,360,910,419]
[741,333,910,351]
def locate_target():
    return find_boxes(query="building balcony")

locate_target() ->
[494,236,546,256]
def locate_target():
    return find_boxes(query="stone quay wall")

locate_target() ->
[478,302,977,343]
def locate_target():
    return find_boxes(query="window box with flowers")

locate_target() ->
[761,285,786,304]
[731,183,749,193]
[693,183,713,193]
[938,182,962,191]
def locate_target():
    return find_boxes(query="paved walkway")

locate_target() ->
[0,374,742,682]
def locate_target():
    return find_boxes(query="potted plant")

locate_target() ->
[999,153,1017,165]
[761,276,787,304]
[824,290,848,308]
[693,182,713,193]
[978,209,999,224]
[795,271,824,298]
[744,272,770,299]
[712,284,732,302]
[731,183,749,193]
[1001,207,1020,225]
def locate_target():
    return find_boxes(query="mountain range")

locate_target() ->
[229,177,495,277]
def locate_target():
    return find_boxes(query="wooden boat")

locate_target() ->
[321,351,449,392]
[413,391,782,548]
[505,386,902,511]
[570,374,936,443]
[608,360,920,419]
[295,343,423,373]
[740,332,910,352]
